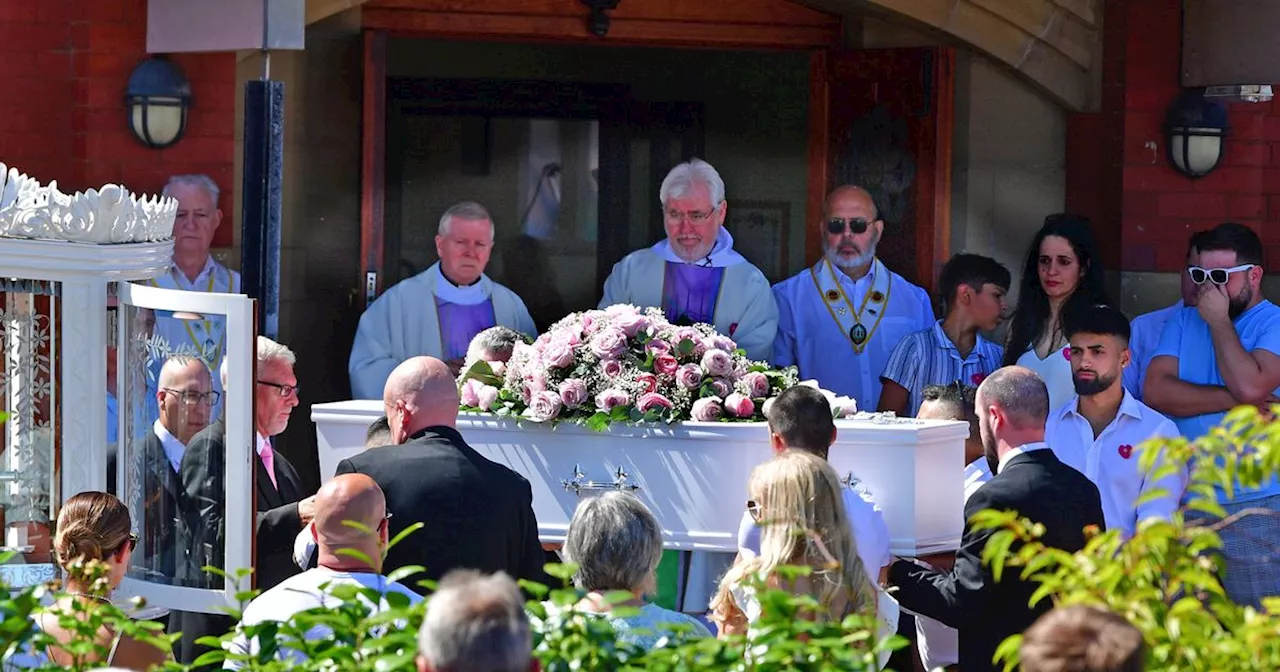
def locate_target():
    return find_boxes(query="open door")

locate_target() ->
[808,47,954,293]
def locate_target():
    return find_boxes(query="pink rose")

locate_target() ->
[606,304,639,317]
[527,390,563,422]
[636,392,674,414]
[460,379,483,407]
[558,378,588,409]
[710,378,732,398]
[543,339,576,369]
[701,349,732,377]
[742,372,770,398]
[645,339,671,356]
[521,375,547,404]
[615,312,651,338]
[653,354,679,376]
[676,363,704,390]
[636,373,659,394]
[672,327,705,356]
[477,384,499,410]
[590,327,628,360]
[601,359,624,378]
[595,388,631,412]
[711,335,737,353]
[581,310,606,333]
[724,392,755,418]
[761,397,776,419]
[691,397,723,422]
[489,361,506,377]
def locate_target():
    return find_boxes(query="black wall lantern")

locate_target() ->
[1164,88,1229,179]
[124,56,191,150]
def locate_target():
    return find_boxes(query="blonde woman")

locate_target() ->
[7,492,172,670]
[710,450,899,668]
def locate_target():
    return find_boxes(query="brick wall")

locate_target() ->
[1067,0,1280,274]
[0,0,237,246]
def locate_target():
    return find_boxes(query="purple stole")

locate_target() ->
[435,297,497,361]
[661,262,725,326]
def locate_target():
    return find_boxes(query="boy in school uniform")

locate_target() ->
[877,253,1010,417]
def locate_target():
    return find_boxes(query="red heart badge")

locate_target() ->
[971,372,987,385]
[1118,444,1133,459]
[729,323,739,336]
[1062,346,1072,361]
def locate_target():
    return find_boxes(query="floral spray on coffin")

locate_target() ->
[458,305,808,428]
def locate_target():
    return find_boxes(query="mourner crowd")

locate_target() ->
[26,157,1279,671]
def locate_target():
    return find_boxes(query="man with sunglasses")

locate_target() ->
[598,158,778,361]
[1145,222,1280,609]
[772,185,934,410]
[1122,231,1204,402]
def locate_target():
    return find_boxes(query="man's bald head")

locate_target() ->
[825,185,879,221]
[977,366,1050,428]
[384,356,460,440]
[158,355,212,390]
[313,474,387,566]
[156,356,214,443]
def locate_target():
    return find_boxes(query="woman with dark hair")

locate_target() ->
[1002,214,1112,410]
[7,492,172,670]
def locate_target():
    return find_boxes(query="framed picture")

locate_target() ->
[726,200,790,282]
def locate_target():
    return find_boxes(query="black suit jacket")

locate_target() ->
[890,448,1105,672]
[169,418,308,666]
[108,430,185,580]
[335,425,549,594]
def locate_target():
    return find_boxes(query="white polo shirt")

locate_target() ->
[1046,389,1186,538]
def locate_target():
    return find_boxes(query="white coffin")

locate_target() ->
[311,400,969,556]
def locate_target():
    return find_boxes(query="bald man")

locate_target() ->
[888,367,1104,672]
[226,474,421,668]
[771,185,934,410]
[335,356,548,594]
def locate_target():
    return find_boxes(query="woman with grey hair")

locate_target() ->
[561,491,711,648]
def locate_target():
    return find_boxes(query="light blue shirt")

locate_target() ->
[1153,300,1280,502]
[880,321,1004,416]
[1123,301,1182,402]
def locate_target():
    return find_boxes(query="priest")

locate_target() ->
[347,201,536,399]
[772,185,934,410]
[598,158,778,361]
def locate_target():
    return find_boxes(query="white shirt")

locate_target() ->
[737,481,892,573]
[152,419,186,473]
[224,567,421,669]
[1016,347,1076,413]
[963,457,992,500]
[1046,389,1185,538]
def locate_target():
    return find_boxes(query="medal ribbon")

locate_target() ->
[809,257,893,354]
[148,267,224,365]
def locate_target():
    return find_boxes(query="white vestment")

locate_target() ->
[348,262,536,399]
[598,229,778,361]
[771,259,933,411]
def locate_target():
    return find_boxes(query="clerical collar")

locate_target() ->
[651,227,747,268]
[432,263,489,306]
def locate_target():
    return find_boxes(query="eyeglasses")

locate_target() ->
[664,208,716,223]
[162,388,221,406]
[257,380,300,398]
[825,217,871,236]
[1188,264,1256,286]
[746,499,761,522]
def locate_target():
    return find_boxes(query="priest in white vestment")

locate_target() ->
[598,158,778,361]
[348,201,536,400]
[772,185,934,411]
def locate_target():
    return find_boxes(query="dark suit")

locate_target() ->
[335,425,549,594]
[890,447,1105,672]
[108,429,185,581]
[168,418,308,666]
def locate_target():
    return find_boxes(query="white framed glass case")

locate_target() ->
[113,281,254,615]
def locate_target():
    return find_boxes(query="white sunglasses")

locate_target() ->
[1188,264,1255,286]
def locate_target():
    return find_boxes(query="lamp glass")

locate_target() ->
[130,97,184,147]
[1170,128,1223,177]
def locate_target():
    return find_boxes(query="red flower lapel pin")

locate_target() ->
[1062,346,1072,361]
[1118,444,1133,459]
[971,372,987,385]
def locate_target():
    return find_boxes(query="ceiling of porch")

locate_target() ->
[304,0,1101,112]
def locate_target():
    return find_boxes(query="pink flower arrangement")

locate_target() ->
[457,304,800,428]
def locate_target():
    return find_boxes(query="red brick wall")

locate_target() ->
[0,0,237,246]
[1067,0,1280,274]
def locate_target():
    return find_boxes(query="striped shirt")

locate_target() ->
[879,321,1004,417]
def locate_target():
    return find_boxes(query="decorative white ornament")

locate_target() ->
[0,162,177,244]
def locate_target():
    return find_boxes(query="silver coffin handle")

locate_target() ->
[561,463,642,497]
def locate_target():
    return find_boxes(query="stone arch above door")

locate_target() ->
[306,0,1100,112]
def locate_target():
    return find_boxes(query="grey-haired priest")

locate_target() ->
[772,185,933,412]
[597,158,778,361]
[348,201,536,399]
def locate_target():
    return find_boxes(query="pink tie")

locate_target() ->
[259,439,279,490]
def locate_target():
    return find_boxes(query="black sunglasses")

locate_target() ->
[826,217,871,236]
[746,499,761,522]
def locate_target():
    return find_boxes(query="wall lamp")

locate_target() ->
[124,56,191,150]
[1164,88,1228,179]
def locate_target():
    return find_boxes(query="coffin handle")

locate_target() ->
[561,464,642,497]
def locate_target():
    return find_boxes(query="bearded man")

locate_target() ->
[771,185,934,409]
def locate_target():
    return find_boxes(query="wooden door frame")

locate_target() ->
[806,47,955,295]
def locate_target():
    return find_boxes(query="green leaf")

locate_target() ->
[586,412,610,433]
